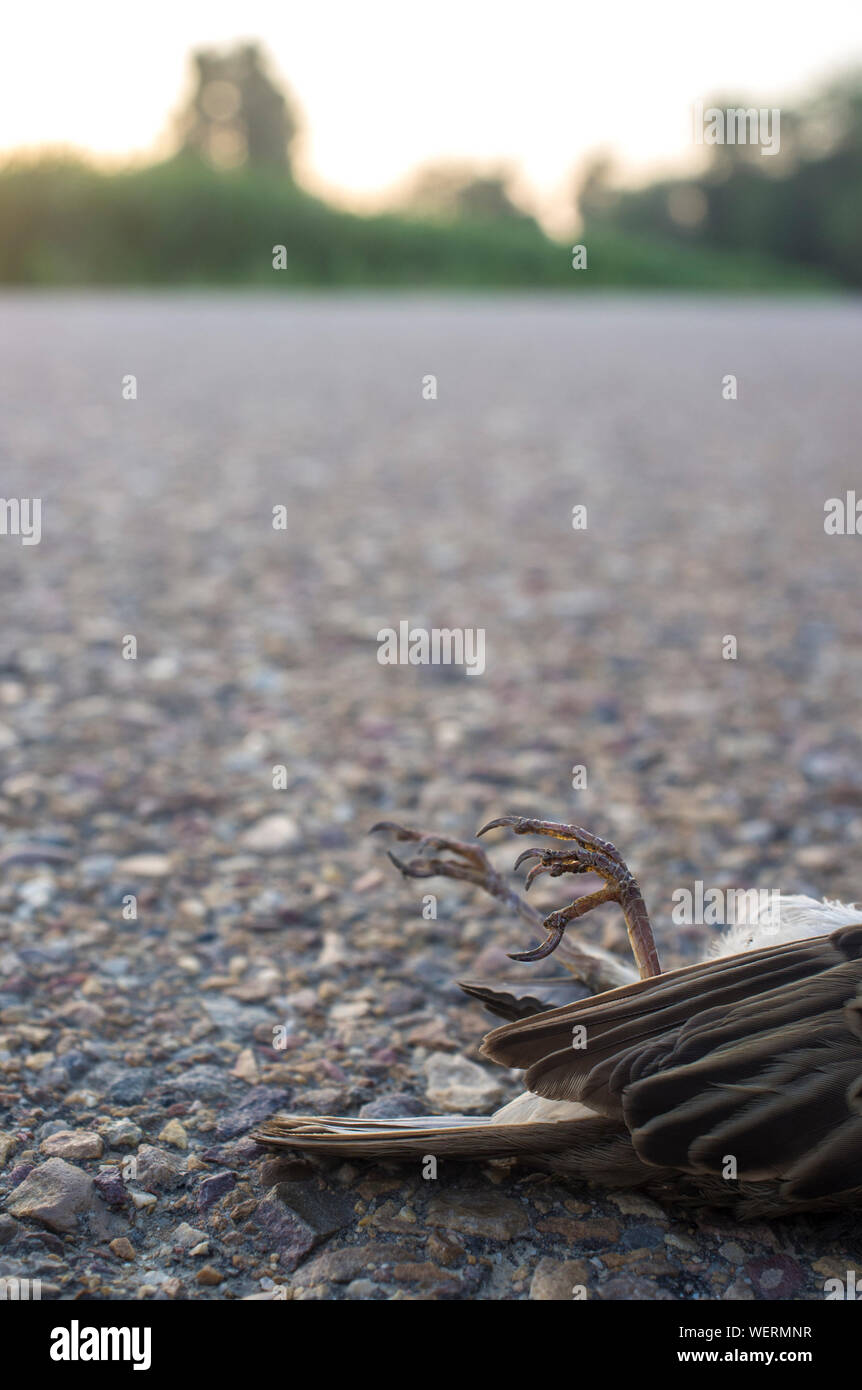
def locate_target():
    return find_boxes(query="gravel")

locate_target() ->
[0,291,861,1299]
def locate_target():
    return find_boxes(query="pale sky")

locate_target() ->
[4,1,862,229]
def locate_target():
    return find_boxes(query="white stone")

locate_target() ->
[240,815,300,852]
[423,1052,503,1113]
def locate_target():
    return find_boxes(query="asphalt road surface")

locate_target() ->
[1,292,861,1299]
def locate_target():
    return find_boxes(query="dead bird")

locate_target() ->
[254,816,862,1216]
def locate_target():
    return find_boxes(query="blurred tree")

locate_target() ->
[404,161,537,225]
[575,152,619,223]
[175,43,299,173]
[574,70,862,285]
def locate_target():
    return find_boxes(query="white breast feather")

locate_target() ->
[713,894,862,957]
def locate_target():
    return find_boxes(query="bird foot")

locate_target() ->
[477,816,662,980]
[370,818,645,991]
[369,820,539,930]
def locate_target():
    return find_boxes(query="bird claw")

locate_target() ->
[371,819,542,930]
[385,849,436,879]
[523,861,550,890]
[507,919,567,962]
[476,815,661,979]
[476,816,523,837]
[478,815,624,864]
[513,847,544,871]
[373,815,661,981]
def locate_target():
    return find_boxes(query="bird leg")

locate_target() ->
[477,816,662,981]
[370,821,540,930]
[370,819,639,992]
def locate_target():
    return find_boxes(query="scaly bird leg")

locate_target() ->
[370,821,541,930]
[477,816,662,980]
[370,820,637,992]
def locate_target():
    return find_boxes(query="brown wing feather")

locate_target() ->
[458,977,585,1021]
[482,924,862,1198]
[481,935,847,1077]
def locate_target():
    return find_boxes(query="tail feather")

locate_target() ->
[268,1113,493,1132]
[254,1111,599,1159]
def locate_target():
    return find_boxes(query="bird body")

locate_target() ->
[255,820,862,1216]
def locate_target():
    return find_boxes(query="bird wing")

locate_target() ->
[458,976,589,1020]
[482,924,862,1199]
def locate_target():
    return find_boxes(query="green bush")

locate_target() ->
[0,155,835,290]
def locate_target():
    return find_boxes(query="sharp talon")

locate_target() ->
[386,850,435,879]
[524,861,552,890]
[378,812,661,980]
[507,921,566,962]
[513,848,543,871]
[371,821,418,841]
[476,816,521,837]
